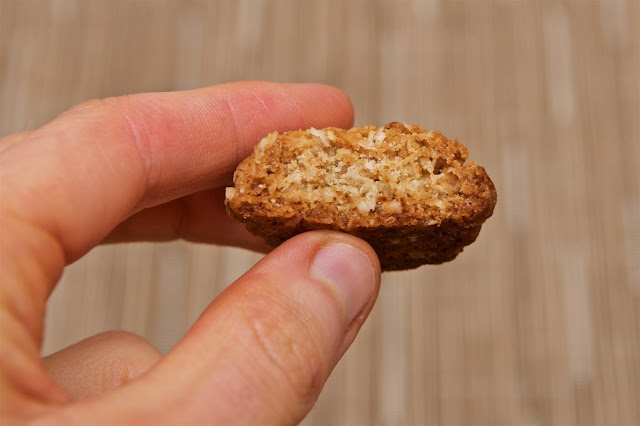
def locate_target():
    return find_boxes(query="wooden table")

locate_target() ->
[1,1,638,424]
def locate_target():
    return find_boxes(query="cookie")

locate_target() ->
[225,122,497,271]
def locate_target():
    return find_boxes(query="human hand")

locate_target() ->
[0,82,381,425]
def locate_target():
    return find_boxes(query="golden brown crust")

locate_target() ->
[225,122,497,271]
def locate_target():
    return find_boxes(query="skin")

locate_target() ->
[0,82,381,425]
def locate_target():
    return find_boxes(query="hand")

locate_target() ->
[0,82,381,425]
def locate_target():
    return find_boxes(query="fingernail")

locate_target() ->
[310,243,375,323]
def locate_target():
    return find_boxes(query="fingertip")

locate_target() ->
[263,230,381,327]
[294,83,355,130]
[203,81,356,174]
[239,81,354,130]
[310,242,376,324]
[43,331,161,401]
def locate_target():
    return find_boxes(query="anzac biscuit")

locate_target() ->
[225,122,497,271]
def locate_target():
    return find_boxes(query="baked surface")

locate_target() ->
[225,122,497,271]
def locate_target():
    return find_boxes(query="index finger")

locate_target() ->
[0,82,354,264]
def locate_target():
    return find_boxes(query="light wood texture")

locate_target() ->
[1,1,639,424]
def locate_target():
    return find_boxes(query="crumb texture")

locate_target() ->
[226,122,497,271]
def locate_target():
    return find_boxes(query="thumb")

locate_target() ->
[47,231,380,425]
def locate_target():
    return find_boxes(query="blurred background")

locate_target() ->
[1,0,639,424]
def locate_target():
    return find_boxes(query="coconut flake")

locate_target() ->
[310,127,329,145]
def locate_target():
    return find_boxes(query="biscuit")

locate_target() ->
[225,122,497,271]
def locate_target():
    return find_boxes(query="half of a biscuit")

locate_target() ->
[225,122,497,271]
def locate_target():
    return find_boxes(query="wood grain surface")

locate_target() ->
[1,1,639,424]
